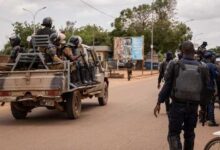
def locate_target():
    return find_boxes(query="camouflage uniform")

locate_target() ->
[63,46,82,84]
[46,43,63,70]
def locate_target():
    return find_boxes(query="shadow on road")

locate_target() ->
[0,101,100,126]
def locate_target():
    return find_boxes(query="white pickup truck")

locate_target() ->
[0,36,109,120]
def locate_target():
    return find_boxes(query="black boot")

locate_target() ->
[168,136,182,150]
[80,67,88,85]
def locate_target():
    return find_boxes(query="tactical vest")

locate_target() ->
[171,61,203,103]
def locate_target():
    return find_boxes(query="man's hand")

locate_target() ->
[157,84,161,89]
[154,103,161,118]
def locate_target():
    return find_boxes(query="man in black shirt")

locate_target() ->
[158,52,173,113]
[36,17,55,36]
[154,41,210,150]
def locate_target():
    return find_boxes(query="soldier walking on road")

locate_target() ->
[125,59,133,81]
[203,50,219,126]
[158,51,173,113]
[154,41,210,150]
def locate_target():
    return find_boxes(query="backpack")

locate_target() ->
[171,61,203,103]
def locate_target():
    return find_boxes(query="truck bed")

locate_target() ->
[0,70,67,101]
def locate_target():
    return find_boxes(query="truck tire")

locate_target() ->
[66,91,81,119]
[98,82,109,106]
[11,102,28,119]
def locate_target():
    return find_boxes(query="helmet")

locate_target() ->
[9,34,21,46]
[49,32,60,44]
[41,17,52,27]
[166,51,173,61]
[67,36,82,47]
[202,41,208,46]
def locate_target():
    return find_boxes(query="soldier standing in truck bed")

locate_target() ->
[36,17,55,36]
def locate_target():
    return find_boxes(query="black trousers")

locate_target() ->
[165,98,170,112]
[168,102,198,150]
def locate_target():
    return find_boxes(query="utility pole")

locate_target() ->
[23,6,47,34]
[150,0,154,75]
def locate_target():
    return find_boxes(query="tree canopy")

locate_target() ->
[62,21,111,46]
[111,0,192,54]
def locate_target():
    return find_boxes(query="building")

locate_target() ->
[91,46,112,61]
[145,50,159,63]
[145,50,159,70]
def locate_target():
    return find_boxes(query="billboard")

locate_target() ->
[114,36,143,60]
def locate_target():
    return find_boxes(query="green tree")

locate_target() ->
[13,22,41,48]
[212,46,220,55]
[64,24,111,46]
[112,1,192,54]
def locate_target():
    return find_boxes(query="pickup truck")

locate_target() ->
[0,35,109,120]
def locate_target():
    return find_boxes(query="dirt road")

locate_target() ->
[0,76,219,150]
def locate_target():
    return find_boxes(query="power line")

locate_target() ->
[79,0,114,19]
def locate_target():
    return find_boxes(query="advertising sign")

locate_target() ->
[114,36,143,60]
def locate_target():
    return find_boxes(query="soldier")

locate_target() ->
[8,35,24,63]
[154,41,210,150]
[0,35,24,71]
[45,33,63,69]
[157,52,173,113]
[203,50,219,126]
[63,36,84,85]
[125,59,133,81]
[65,36,92,85]
[36,17,55,36]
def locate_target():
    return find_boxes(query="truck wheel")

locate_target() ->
[66,91,81,119]
[11,102,28,119]
[98,82,109,106]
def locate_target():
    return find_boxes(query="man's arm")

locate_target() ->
[63,47,81,62]
[154,61,175,117]
[47,46,63,63]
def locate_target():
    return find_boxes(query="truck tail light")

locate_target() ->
[46,90,60,96]
[0,91,10,96]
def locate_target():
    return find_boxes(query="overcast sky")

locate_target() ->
[0,0,219,49]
